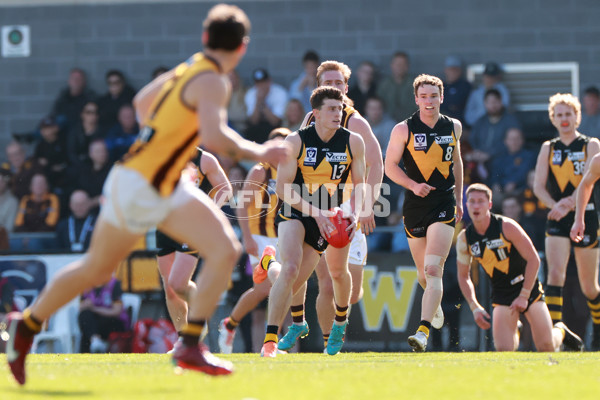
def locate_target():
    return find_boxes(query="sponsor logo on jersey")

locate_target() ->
[568,151,585,161]
[326,152,347,162]
[486,239,504,249]
[413,133,427,151]
[470,242,481,257]
[304,147,318,166]
[434,136,454,145]
[552,150,562,165]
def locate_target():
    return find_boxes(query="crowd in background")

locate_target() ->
[3,50,600,256]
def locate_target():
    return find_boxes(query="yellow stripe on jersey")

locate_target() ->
[407,130,456,181]
[472,233,511,278]
[123,53,220,196]
[549,156,582,193]
[297,143,352,196]
[248,164,279,238]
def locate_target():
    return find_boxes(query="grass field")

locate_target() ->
[1,352,599,400]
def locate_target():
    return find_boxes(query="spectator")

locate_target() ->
[2,141,43,200]
[14,173,60,232]
[56,190,96,253]
[283,99,305,132]
[78,277,128,353]
[579,86,600,138]
[288,50,320,113]
[67,101,105,166]
[227,69,248,134]
[348,61,378,115]
[104,104,139,162]
[489,127,536,200]
[364,96,396,155]
[71,139,111,211]
[244,68,288,143]
[464,62,511,126]
[151,66,169,80]
[97,69,136,131]
[466,88,521,180]
[0,167,18,233]
[376,51,416,122]
[441,55,472,124]
[51,68,97,131]
[33,115,69,191]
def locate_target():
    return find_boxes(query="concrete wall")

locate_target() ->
[1,0,599,154]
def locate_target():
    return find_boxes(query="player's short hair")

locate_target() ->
[548,93,581,127]
[310,87,344,110]
[317,60,351,85]
[203,4,251,51]
[413,74,444,97]
[268,127,291,140]
[466,183,493,202]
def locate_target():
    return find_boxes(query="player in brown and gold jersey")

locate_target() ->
[218,128,290,353]
[4,4,290,383]
[457,183,583,352]
[534,93,600,350]
[156,148,232,335]
[385,74,464,352]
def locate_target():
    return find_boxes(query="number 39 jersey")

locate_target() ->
[402,111,457,202]
[465,213,531,301]
[546,134,591,202]
[294,124,353,211]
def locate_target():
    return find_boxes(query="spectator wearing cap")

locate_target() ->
[579,86,600,139]
[96,69,136,132]
[34,115,69,191]
[244,68,288,143]
[348,60,378,115]
[51,68,97,131]
[1,141,43,200]
[289,50,320,113]
[14,173,60,233]
[464,61,511,127]
[0,167,18,233]
[440,55,472,124]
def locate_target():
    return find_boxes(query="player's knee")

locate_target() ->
[280,261,301,283]
[495,343,515,352]
[581,285,599,300]
[546,267,565,284]
[424,255,444,278]
[328,267,347,283]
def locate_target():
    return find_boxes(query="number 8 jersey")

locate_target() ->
[402,111,457,203]
[546,135,591,202]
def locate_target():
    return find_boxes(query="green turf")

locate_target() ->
[1,352,599,399]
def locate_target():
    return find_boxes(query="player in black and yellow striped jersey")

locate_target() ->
[457,183,584,351]
[533,93,600,349]
[218,128,289,354]
[385,74,464,352]
[260,87,366,358]
[5,4,291,383]
[282,60,384,352]
[571,128,600,351]
[156,148,232,335]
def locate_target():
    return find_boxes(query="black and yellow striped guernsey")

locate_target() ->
[294,125,353,211]
[465,213,541,304]
[402,111,457,203]
[546,135,591,202]
[122,53,221,197]
[247,163,281,238]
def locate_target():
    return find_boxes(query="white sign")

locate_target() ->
[2,25,30,58]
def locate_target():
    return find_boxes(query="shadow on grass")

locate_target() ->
[8,388,93,397]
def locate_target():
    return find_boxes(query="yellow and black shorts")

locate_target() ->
[155,230,199,257]
[546,208,598,248]
[403,193,456,239]
[275,204,328,253]
[492,281,544,313]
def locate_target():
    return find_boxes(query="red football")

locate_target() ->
[327,207,352,248]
